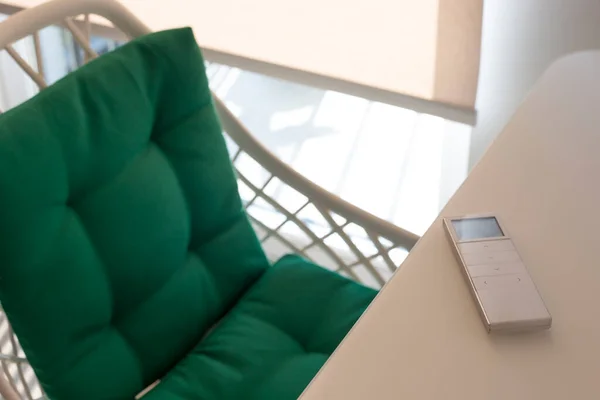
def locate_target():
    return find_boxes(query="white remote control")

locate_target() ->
[443,214,551,333]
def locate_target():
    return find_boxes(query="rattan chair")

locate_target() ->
[0,1,419,398]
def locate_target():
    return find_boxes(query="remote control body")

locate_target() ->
[443,214,551,333]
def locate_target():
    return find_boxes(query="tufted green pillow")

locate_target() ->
[0,28,269,399]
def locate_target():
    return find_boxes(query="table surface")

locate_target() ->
[2,0,481,123]
[300,50,600,400]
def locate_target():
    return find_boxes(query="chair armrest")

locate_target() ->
[0,366,20,400]
[0,353,28,364]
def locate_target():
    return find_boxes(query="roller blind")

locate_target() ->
[1,0,483,124]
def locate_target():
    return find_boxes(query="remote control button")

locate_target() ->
[467,262,526,278]
[473,274,548,325]
[458,240,515,254]
[462,250,521,266]
[472,273,532,292]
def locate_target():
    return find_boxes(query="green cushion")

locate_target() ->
[0,28,269,399]
[142,255,377,400]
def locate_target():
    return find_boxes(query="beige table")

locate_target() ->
[300,51,600,400]
[0,0,482,123]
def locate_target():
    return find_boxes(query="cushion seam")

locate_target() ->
[136,39,213,137]
[230,312,306,355]
[69,208,115,317]
[190,210,247,253]
[151,99,213,141]
[151,144,193,244]
[112,259,186,328]
[68,145,150,206]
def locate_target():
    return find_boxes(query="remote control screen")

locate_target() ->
[452,217,504,241]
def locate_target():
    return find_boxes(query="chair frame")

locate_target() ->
[0,0,420,398]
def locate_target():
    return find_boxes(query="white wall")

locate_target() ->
[470,0,600,167]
